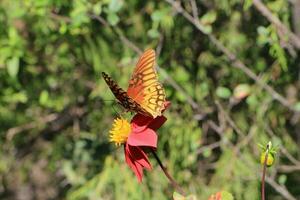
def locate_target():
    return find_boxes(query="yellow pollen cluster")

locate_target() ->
[109,118,131,146]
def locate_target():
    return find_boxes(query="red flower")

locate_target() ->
[125,113,167,182]
[109,102,170,182]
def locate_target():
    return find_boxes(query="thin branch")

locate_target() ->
[277,165,300,173]
[265,177,297,200]
[50,12,72,23]
[164,0,296,113]
[252,0,300,50]
[6,114,58,140]
[189,0,199,19]
[215,101,244,137]
[196,141,221,155]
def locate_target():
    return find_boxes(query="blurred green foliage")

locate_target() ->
[0,0,299,199]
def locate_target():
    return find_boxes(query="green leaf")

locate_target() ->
[147,28,160,38]
[200,11,217,25]
[216,86,231,99]
[7,57,19,77]
[294,102,300,111]
[93,2,102,15]
[173,192,197,200]
[107,13,119,26]
[221,191,234,200]
[151,10,165,22]
[243,0,253,10]
[203,148,212,158]
[278,174,287,185]
[39,90,49,106]
[173,192,184,200]
[108,0,123,13]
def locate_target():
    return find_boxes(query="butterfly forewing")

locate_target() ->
[127,49,166,118]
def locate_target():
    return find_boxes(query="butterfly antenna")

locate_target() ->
[101,99,121,116]
[102,99,115,102]
[112,103,122,117]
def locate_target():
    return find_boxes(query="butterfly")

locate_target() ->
[102,49,166,118]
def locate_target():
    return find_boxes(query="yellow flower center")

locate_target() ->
[109,118,131,146]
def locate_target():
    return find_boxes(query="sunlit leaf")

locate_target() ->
[107,12,119,25]
[109,0,123,13]
[216,86,231,99]
[7,57,19,77]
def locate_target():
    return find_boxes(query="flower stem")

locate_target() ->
[261,150,269,200]
[150,149,186,196]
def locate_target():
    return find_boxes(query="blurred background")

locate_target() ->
[1,0,300,199]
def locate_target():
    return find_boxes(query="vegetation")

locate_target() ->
[1,0,299,199]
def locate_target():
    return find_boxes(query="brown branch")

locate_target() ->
[215,101,244,137]
[277,165,300,173]
[6,114,58,140]
[252,0,300,50]
[164,0,296,113]
[265,177,297,200]
[189,0,199,19]
[196,141,221,155]
[7,105,87,158]
[50,12,72,23]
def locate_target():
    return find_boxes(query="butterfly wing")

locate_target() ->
[127,49,166,118]
[102,72,150,116]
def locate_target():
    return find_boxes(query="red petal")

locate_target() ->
[127,145,152,170]
[148,115,167,131]
[131,114,152,132]
[125,145,143,182]
[124,144,152,182]
[130,101,170,131]
[128,128,157,148]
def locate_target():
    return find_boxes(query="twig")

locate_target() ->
[189,0,199,19]
[150,149,186,196]
[215,101,244,137]
[164,0,296,113]
[50,12,72,23]
[6,114,58,140]
[265,177,297,200]
[156,33,164,58]
[277,165,300,173]
[252,0,300,50]
[196,141,221,155]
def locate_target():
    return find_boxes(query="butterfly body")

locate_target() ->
[102,49,165,118]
